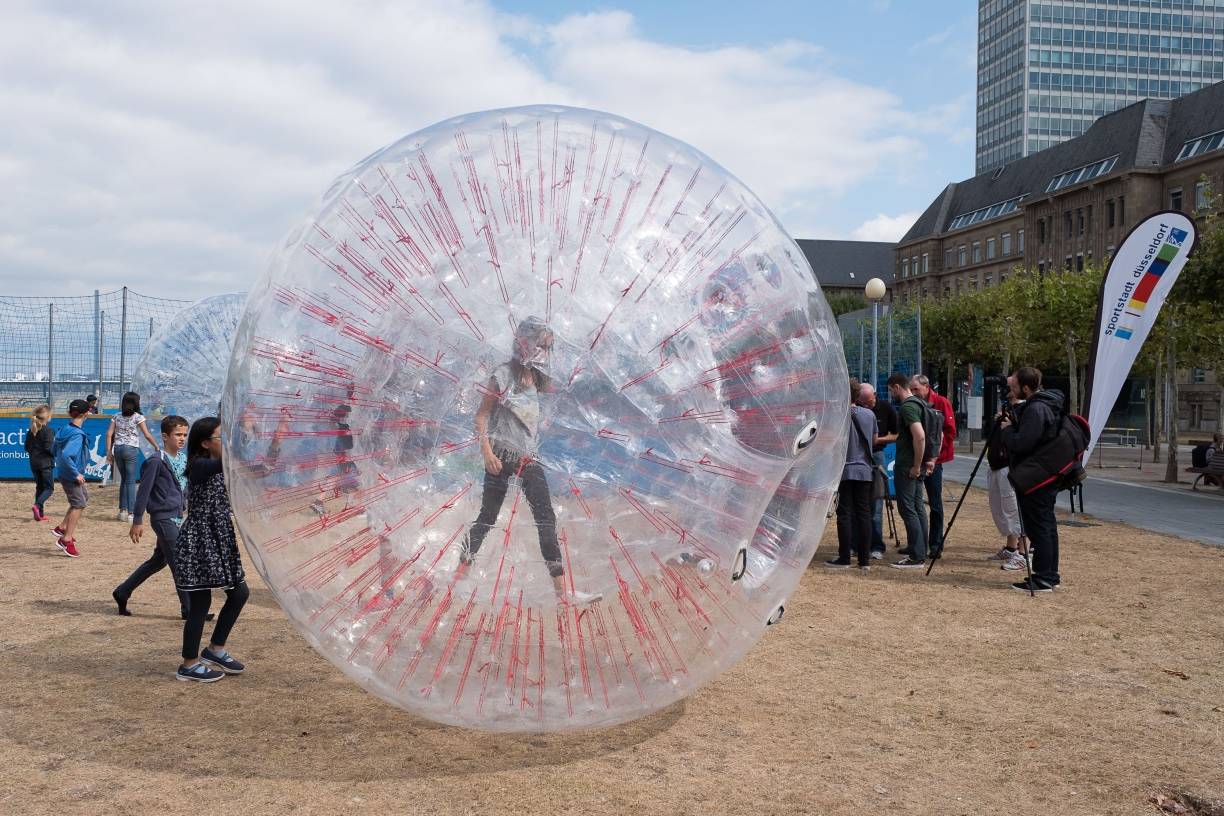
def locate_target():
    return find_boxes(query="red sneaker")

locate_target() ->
[31,505,43,521]
[57,537,80,558]
[52,525,65,538]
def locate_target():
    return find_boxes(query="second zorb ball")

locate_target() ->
[224,105,848,731]
[131,293,246,422]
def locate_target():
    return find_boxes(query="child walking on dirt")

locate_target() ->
[25,405,55,521]
[171,417,249,683]
[50,399,92,557]
[106,391,161,522]
[112,415,214,622]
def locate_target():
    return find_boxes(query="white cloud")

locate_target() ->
[850,212,920,242]
[0,1,952,299]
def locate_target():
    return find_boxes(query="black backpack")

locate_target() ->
[904,396,944,464]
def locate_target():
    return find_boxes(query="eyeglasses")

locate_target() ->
[209,433,223,441]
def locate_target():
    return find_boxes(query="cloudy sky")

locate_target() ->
[0,0,977,299]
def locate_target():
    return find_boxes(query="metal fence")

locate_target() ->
[838,303,922,395]
[0,288,191,411]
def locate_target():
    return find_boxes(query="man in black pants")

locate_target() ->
[1000,367,1064,592]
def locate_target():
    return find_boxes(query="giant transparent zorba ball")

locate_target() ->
[224,105,848,731]
[131,293,246,422]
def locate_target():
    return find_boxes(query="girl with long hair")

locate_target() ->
[170,416,249,682]
[106,391,161,522]
[462,317,600,604]
[24,404,55,521]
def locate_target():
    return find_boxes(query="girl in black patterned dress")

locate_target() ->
[172,416,250,683]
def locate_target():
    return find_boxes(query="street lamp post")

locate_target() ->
[865,277,887,390]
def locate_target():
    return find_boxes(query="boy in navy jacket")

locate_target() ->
[51,399,91,557]
[112,416,209,621]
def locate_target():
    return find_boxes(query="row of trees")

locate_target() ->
[910,196,1223,480]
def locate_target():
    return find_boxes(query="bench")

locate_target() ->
[1187,459,1224,491]
[1097,426,1140,446]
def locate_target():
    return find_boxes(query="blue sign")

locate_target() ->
[0,416,156,481]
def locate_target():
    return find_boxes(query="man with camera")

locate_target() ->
[1000,367,1064,593]
[886,373,928,569]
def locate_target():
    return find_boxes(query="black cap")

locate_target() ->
[86,394,98,402]
[68,399,90,416]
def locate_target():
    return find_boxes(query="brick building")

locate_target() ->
[896,80,1224,303]
[897,80,1224,435]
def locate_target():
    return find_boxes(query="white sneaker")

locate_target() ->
[126,512,134,523]
[1001,551,1028,571]
[116,511,127,522]
[987,546,1013,561]
[566,589,603,605]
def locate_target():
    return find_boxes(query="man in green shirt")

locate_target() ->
[887,373,928,568]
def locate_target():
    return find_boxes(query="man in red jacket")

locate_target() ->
[910,375,956,559]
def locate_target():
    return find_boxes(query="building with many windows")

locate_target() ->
[977,0,1224,174]
[898,79,1224,434]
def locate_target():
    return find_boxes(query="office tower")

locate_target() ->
[977,0,1224,174]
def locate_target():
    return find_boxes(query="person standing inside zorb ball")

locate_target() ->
[459,316,601,605]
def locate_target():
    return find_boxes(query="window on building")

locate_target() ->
[1107,198,1116,227]
[1001,233,1012,256]
[1065,255,1073,271]
[1018,228,1025,252]
[1195,181,1210,211]
[1175,129,1224,162]
[1191,402,1207,430]
[902,259,909,278]
[1076,253,1084,272]
[987,237,997,260]
[1170,188,1183,211]
[911,256,919,276]
[1038,219,1046,244]
[958,245,967,266]
[985,273,994,287]
[921,253,929,275]
[1192,368,1207,384]
[1077,208,1084,235]
[1045,155,1119,193]
[1038,261,1046,275]
[947,196,1025,230]
[1064,211,1073,238]
[1119,196,1125,225]
[972,241,982,264]
[945,248,954,269]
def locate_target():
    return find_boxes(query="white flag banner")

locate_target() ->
[1084,211,1198,461]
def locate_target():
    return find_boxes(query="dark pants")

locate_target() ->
[894,467,928,561]
[467,449,563,577]
[870,451,885,554]
[115,517,191,617]
[836,479,872,566]
[33,466,55,511]
[925,462,945,556]
[113,444,140,513]
[1018,485,1060,585]
[182,582,250,660]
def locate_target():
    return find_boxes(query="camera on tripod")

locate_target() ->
[983,374,1014,424]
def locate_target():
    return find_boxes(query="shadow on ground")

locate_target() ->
[2,619,684,783]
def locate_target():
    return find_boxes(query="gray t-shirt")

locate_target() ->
[488,364,540,455]
[842,405,877,482]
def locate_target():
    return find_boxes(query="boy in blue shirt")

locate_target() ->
[51,399,91,557]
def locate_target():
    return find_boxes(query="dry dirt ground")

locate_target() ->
[1,480,1222,816]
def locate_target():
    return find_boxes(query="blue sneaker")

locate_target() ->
[200,647,245,675]
[176,662,224,683]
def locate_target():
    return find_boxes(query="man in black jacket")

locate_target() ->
[1000,367,1064,592]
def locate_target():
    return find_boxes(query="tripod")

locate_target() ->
[924,415,1037,596]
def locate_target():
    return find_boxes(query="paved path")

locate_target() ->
[939,456,1224,547]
